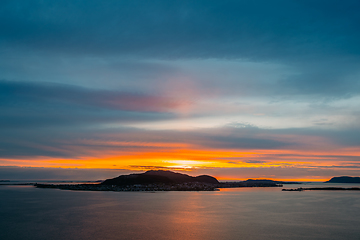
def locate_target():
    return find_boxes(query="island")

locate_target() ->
[325,176,360,183]
[34,170,286,192]
[102,170,219,185]
[282,187,360,191]
[282,176,360,191]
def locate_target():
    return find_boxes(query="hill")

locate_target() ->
[101,170,219,186]
[325,176,360,183]
[243,179,301,184]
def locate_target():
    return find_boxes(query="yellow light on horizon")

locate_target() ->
[165,160,217,168]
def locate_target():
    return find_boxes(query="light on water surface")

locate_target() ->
[1,184,360,240]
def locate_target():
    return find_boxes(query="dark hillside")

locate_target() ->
[326,176,360,183]
[102,170,219,186]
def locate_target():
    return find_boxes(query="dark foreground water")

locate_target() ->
[1,183,360,240]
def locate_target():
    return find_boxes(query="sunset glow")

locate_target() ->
[1,0,360,182]
[3,3,360,240]
[1,141,359,181]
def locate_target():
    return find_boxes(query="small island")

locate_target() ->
[282,176,360,191]
[34,170,286,192]
[282,187,360,191]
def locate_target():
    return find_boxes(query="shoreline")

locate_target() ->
[34,182,284,192]
[282,187,360,191]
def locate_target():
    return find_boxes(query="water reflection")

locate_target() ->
[0,185,360,240]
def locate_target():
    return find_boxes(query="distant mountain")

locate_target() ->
[325,176,360,183]
[101,170,219,186]
[244,179,301,184]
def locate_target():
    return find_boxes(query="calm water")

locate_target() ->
[1,183,360,240]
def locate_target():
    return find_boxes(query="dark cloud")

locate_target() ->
[2,122,359,159]
[2,165,359,181]
[0,80,180,128]
[0,80,182,158]
[275,127,360,147]
[183,131,292,150]
[1,0,360,99]
[1,0,359,60]
[278,60,360,98]
[0,80,183,112]
[0,166,133,181]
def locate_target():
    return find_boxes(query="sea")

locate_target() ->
[1,182,360,240]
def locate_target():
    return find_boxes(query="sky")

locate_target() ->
[1,0,360,181]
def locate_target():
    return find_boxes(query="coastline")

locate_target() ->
[34,181,284,192]
[282,187,360,191]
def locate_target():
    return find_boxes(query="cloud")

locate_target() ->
[1,165,358,181]
[1,122,359,160]
[0,80,185,158]
[2,0,360,101]
[1,0,359,60]
[0,80,184,129]
[1,1,360,180]
[0,166,133,181]
[0,80,185,112]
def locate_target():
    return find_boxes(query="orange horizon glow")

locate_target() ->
[216,177,330,182]
[1,143,359,181]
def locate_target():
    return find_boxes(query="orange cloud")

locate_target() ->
[2,136,359,181]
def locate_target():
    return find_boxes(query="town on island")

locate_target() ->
[31,170,360,192]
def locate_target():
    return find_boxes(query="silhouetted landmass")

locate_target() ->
[243,179,301,184]
[283,187,360,191]
[220,179,301,188]
[101,170,219,185]
[0,183,33,186]
[325,176,360,183]
[35,182,218,191]
[34,171,290,192]
[35,170,220,191]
